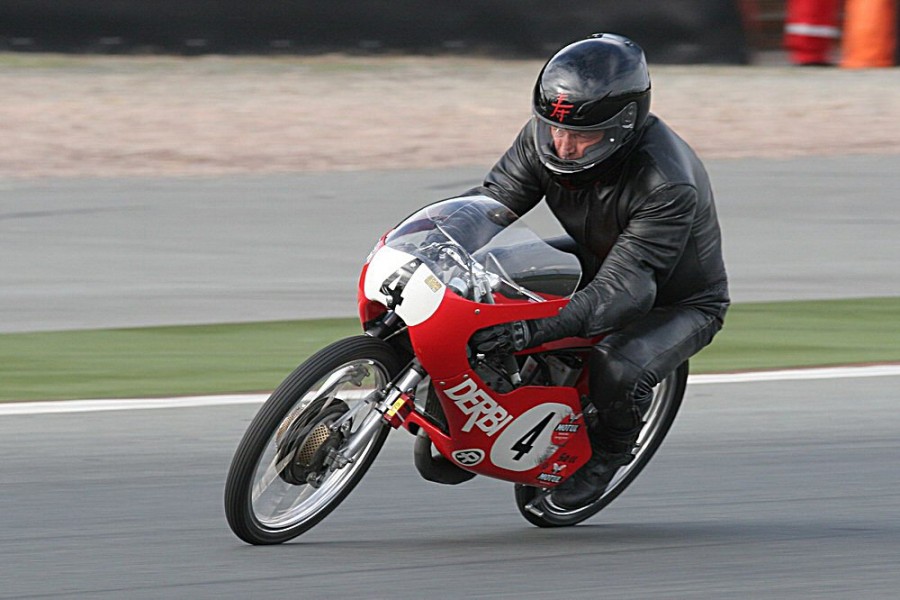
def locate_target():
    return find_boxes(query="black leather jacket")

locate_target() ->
[471,115,730,340]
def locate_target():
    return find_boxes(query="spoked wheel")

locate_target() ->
[225,336,403,544]
[515,361,689,527]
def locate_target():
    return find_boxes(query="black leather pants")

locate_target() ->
[587,304,724,452]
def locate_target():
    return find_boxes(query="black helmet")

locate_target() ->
[532,33,651,182]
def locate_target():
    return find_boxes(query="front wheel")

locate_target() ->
[224,336,403,544]
[515,361,689,527]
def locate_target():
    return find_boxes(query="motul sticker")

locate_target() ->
[550,413,581,445]
[537,461,568,484]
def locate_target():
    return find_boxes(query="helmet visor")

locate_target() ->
[532,102,638,175]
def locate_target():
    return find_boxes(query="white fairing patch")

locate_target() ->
[490,403,573,471]
[364,246,445,327]
[398,263,445,325]
[364,246,415,306]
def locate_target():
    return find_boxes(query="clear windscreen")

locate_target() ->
[383,196,582,303]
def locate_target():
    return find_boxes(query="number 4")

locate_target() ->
[510,412,555,461]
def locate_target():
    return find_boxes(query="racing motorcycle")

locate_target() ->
[224,195,688,545]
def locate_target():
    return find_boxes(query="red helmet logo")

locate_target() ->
[548,93,575,122]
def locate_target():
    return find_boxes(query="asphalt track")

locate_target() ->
[2,154,899,333]
[1,374,898,599]
[2,157,899,597]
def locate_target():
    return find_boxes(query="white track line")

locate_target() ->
[0,394,269,416]
[2,364,898,416]
[689,364,900,384]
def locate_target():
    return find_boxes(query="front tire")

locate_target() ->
[224,336,403,544]
[515,361,689,527]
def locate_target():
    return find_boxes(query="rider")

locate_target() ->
[468,33,729,508]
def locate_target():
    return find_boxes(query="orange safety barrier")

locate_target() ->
[841,0,897,67]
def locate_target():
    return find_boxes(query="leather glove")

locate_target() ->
[470,320,534,354]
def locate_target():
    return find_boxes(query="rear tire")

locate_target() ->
[515,361,689,527]
[224,336,403,544]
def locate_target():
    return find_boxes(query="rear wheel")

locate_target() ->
[224,336,403,544]
[515,361,689,527]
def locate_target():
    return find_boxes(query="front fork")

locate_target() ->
[329,360,425,469]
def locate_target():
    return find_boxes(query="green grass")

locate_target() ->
[0,319,361,402]
[693,296,900,372]
[1,298,898,402]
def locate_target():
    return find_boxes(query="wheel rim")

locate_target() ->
[248,358,391,531]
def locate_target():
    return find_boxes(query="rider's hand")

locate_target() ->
[470,320,534,354]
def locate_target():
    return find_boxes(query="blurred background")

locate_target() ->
[0,0,896,66]
[1,3,899,598]
[1,0,898,330]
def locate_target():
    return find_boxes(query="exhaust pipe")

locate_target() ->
[413,429,476,485]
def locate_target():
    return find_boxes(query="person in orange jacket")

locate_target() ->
[784,0,842,65]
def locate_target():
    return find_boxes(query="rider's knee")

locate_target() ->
[590,345,636,406]
[589,344,657,411]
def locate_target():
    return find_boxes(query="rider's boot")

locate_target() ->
[550,407,641,509]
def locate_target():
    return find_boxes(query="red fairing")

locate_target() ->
[400,290,593,487]
[357,196,594,487]
[357,263,387,326]
[357,233,388,326]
